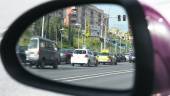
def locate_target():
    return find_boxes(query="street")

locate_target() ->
[25,62,134,90]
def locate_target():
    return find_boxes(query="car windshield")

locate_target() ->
[74,50,86,54]
[28,39,38,49]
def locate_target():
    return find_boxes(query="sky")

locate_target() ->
[95,4,129,32]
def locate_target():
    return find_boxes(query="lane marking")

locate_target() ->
[53,69,134,81]
[64,70,133,82]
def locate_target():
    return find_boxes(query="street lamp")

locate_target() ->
[60,28,64,49]
[75,23,81,49]
[41,16,45,38]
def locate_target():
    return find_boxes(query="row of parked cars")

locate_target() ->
[16,36,135,69]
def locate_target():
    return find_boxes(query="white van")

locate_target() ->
[25,36,60,69]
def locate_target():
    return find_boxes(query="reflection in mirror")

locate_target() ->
[16,4,135,90]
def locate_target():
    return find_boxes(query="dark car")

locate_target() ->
[115,54,121,62]
[115,54,126,62]
[16,45,27,64]
[60,48,74,64]
[120,54,126,62]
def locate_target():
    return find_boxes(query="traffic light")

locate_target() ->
[118,15,121,21]
[123,15,126,21]
[118,15,126,21]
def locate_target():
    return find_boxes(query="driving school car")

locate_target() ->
[96,50,117,65]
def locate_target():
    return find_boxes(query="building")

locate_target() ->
[64,5,109,37]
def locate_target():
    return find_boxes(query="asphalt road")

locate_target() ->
[24,62,135,90]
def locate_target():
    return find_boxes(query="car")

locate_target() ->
[16,45,27,64]
[97,52,117,65]
[120,54,126,62]
[59,48,74,64]
[112,54,117,65]
[124,53,130,61]
[25,36,60,69]
[71,49,98,67]
[115,53,126,62]
[115,54,121,62]
[96,49,117,65]
[129,52,135,63]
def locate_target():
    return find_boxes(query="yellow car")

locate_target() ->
[96,52,117,65]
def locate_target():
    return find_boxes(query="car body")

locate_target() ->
[60,48,74,64]
[129,52,135,63]
[124,53,130,61]
[71,49,97,66]
[96,52,117,65]
[25,36,60,69]
[16,45,27,64]
[115,54,126,62]
[120,54,126,62]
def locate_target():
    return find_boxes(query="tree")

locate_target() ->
[85,16,91,37]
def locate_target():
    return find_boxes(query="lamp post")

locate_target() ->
[41,16,45,38]
[75,23,81,49]
[60,28,64,49]
[82,30,86,48]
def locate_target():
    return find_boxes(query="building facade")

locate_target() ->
[64,5,109,37]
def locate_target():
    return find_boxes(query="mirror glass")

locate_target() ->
[16,4,135,90]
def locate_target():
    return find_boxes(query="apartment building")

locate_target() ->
[64,5,109,37]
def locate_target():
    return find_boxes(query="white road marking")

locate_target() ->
[53,69,134,82]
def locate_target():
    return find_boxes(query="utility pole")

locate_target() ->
[120,38,121,53]
[100,17,103,51]
[41,16,45,38]
[104,24,107,49]
[75,23,81,49]
[68,14,71,47]
[115,40,117,54]
[60,28,64,49]
[84,13,87,48]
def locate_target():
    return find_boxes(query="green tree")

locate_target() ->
[85,16,91,37]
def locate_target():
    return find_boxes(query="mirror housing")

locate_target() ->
[0,0,154,96]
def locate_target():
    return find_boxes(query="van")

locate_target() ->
[25,36,60,69]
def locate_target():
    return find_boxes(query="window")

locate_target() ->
[74,50,86,54]
[28,39,38,49]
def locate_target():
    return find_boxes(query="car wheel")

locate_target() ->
[114,62,117,65]
[80,64,84,67]
[87,60,90,67]
[39,59,46,69]
[53,64,58,69]
[53,59,58,69]
[72,63,75,66]
[94,61,98,67]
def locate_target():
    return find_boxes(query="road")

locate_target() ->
[24,62,135,90]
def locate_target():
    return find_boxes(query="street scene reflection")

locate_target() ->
[16,4,135,90]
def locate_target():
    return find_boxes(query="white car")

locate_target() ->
[71,49,98,67]
[124,53,130,61]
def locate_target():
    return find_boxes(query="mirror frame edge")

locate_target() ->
[0,0,154,96]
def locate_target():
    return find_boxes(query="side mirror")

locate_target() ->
[0,0,154,96]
